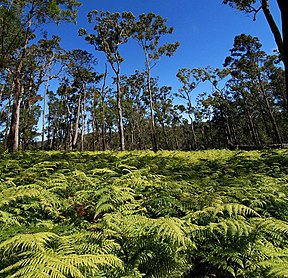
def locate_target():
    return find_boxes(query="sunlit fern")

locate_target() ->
[0,232,123,278]
[184,202,288,277]
[97,213,193,277]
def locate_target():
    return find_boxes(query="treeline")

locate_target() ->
[0,1,287,152]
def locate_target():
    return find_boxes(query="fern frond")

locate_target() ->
[147,217,193,249]
[254,218,288,244]
[223,203,260,218]
[89,168,118,178]
[0,186,41,207]
[0,232,57,255]
[0,232,123,278]
[0,210,21,226]
[268,262,288,277]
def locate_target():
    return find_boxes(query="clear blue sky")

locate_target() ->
[46,0,281,97]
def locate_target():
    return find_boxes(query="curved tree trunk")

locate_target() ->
[262,0,288,111]
[278,0,288,111]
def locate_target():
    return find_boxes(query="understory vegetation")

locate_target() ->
[0,149,287,277]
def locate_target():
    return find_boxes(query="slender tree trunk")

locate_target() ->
[72,93,82,150]
[41,81,49,150]
[130,123,135,150]
[66,102,73,151]
[186,94,198,149]
[257,75,282,144]
[256,94,271,143]
[49,127,54,150]
[201,124,207,147]
[7,15,32,152]
[4,100,11,149]
[223,109,235,146]
[160,121,169,149]
[241,93,261,145]
[141,45,158,152]
[265,96,282,143]
[68,120,73,150]
[81,91,86,152]
[172,123,179,150]
[110,58,125,151]
[147,68,158,152]
[136,112,143,150]
[247,108,259,145]
[22,96,31,151]
[101,65,108,151]
[91,92,97,151]
[108,126,113,150]
[101,104,106,151]
[188,114,197,149]
[115,73,125,151]
[134,95,145,150]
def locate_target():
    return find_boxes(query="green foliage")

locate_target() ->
[0,232,123,278]
[0,150,287,277]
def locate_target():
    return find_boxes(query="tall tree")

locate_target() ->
[176,68,201,150]
[223,0,288,111]
[1,0,81,152]
[188,66,236,147]
[80,11,136,151]
[154,86,174,150]
[61,49,97,150]
[224,34,282,144]
[121,71,146,150]
[133,12,180,152]
[37,36,63,150]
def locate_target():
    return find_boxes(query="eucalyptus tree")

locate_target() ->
[104,94,119,150]
[47,83,71,150]
[97,64,109,151]
[169,104,186,150]
[47,89,63,150]
[0,2,24,70]
[224,34,282,144]
[47,84,79,150]
[133,12,180,152]
[194,93,214,148]
[0,69,12,146]
[121,71,146,150]
[4,37,62,150]
[0,0,81,152]
[192,67,236,147]
[176,70,233,149]
[37,36,63,150]
[0,4,24,149]
[223,0,288,111]
[264,54,288,141]
[61,49,98,151]
[176,68,202,150]
[80,11,136,151]
[17,45,43,150]
[88,86,101,151]
[154,85,175,150]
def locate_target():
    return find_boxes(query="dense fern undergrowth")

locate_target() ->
[0,149,288,278]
